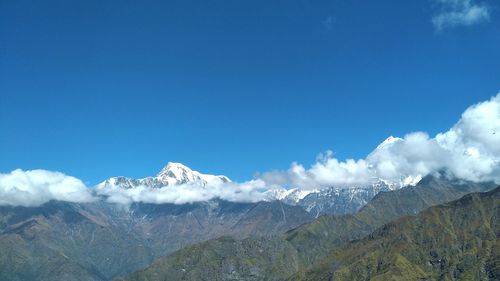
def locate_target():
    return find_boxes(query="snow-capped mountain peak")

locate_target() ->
[263,177,422,217]
[157,162,193,177]
[376,136,403,150]
[97,162,231,190]
[155,162,227,185]
[264,188,318,204]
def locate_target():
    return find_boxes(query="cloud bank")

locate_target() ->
[2,93,499,206]
[96,180,267,205]
[0,169,95,207]
[432,0,490,30]
[260,93,500,189]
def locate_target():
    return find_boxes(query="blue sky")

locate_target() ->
[1,0,499,185]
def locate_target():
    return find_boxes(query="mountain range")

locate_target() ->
[0,198,312,281]
[290,186,500,280]
[120,176,497,281]
[97,162,410,217]
[1,162,498,281]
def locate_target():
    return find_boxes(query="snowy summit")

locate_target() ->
[96,162,231,190]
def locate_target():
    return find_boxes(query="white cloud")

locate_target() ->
[367,132,448,181]
[4,93,499,206]
[260,93,500,189]
[0,169,267,206]
[435,93,500,181]
[0,169,95,207]
[432,0,490,30]
[97,180,267,205]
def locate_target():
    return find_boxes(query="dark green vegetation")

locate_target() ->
[0,200,312,281]
[122,176,497,281]
[291,186,500,280]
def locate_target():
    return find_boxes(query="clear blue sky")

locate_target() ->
[1,0,499,185]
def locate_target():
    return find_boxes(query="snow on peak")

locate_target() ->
[264,188,319,204]
[97,162,231,190]
[263,175,421,209]
[157,162,194,179]
[156,162,231,186]
[156,162,203,185]
[376,136,403,150]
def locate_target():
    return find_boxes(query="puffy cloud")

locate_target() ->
[435,93,500,181]
[260,93,500,189]
[367,132,448,181]
[4,94,499,205]
[432,0,490,30]
[0,169,95,207]
[97,179,267,205]
[0,169,267,206]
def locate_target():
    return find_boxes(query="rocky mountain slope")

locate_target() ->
[121,176,496,281]
[264,179,401,217]
[99,162,408,217]
[294,181,393,217]
[2,161,496,281]
[0,199,312,281]
[290,186,500,280]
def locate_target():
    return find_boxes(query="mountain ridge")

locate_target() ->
[0,199,312,281]
[289,185,500,280]
[96,162,418,217]
[120,175,497,281]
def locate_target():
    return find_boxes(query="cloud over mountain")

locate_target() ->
[97,179,266,205]
[94,162,267,205]
[0,169,95,207]
[260,93,500,189]
[1,93,499,206]
[432,0,490,30]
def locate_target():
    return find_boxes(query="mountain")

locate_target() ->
[264,188,317,205]
[265,179,404,217]
[263,135,424,217]
[0,201,150,281]
[284,174,496,268]
[0,199,312,280]
[2,161,496,281]
[99,162,410,218]
[96,162,231,190]
[121,176,496,281]
[126,199,313,254]
[375,135,403,149]
[294,181,394,217]
[290,186,500,281]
